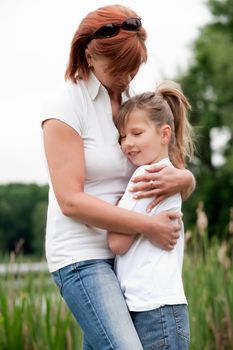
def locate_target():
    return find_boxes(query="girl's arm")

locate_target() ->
[108,189,184,256]
[43,119,181,250]
[108,211,179,255]
[107,231,138,255]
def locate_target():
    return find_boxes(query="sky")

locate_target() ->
[0,0,211,184]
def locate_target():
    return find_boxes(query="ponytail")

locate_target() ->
[155,81,194,167]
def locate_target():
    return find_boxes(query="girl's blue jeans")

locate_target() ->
[131,304,190,349]
[52,258,143,350]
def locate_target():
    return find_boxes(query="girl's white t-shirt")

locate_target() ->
[41,73,136,272]
[115,158,187,311]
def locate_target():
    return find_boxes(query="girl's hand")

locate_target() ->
[146,211,182,251]
[129,164,195,211]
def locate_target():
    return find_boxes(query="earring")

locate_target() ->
[88,63,91,68]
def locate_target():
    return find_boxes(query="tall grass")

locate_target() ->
[184,202,233,349]
[0,235,232,349]
[184,237,233,350]
[0,270,82,350]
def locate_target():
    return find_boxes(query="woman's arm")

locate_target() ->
[129,163,196,212]
[43,119,181,250]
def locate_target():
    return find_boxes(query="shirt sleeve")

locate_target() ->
[117,166,150,213]
[118,164,182,217]
[150,193,182,217]
[41,83,85,136]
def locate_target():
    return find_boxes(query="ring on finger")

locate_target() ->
[150,180,155,189]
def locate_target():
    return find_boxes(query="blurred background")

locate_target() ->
[0,0,232,349]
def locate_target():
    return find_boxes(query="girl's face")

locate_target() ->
[120,108,170,166]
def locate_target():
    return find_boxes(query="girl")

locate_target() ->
[108,81,194,349]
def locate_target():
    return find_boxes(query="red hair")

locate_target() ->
[65,5,147,83]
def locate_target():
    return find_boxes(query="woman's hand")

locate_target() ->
[129,163,195,212]
[109,211,181,254]
[145,211,181,251]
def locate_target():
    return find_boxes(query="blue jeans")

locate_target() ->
[52,259,143,350]
[131,305,190,349]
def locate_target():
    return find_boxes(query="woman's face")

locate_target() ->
[86,51,139,93]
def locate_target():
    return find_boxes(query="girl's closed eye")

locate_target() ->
[133,131,143,136]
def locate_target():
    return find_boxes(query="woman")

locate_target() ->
[42,4,195,349]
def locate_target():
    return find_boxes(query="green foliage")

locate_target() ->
[184,233,233,349]
[0,238,232,349]
[0,271,83,349]
[177,0,233,237]
[31,201,48,256]
[0,184,48,256]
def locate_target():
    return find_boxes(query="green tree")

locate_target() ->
[178,0,233,236]
[0,184,48,255]
[31,201,48,256]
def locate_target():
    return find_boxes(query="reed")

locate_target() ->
[0,215,232,349]
[183,203,233,350]
[0,270,82,350]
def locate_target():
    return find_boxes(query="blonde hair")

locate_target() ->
[116,80,194,168]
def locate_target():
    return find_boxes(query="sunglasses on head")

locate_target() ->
[89,17,142,40]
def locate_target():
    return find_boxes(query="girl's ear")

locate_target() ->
[161,125,171,145]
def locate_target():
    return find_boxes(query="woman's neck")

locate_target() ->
[108,91,122,122]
